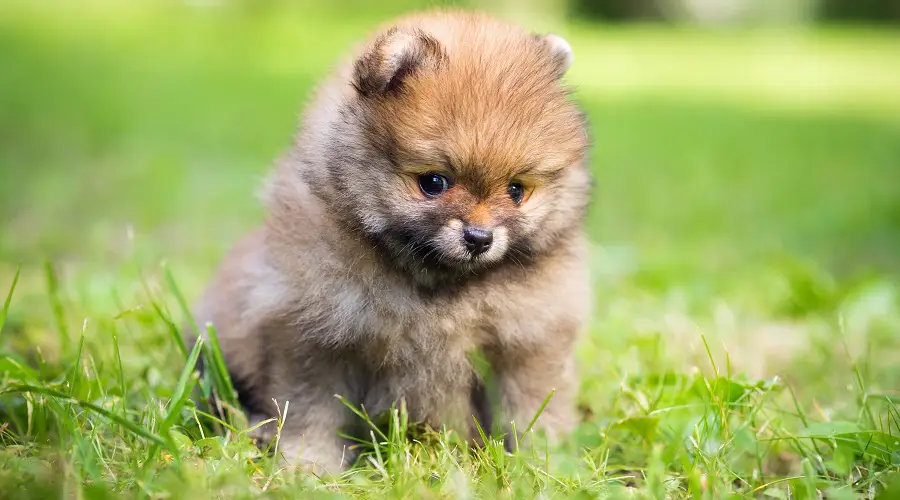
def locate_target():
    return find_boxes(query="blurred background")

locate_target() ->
[0,0,898,379]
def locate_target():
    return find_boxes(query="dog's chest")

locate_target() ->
[338,281,494,365]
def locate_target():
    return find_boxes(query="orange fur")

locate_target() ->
[466,203,493,226]
[360,12,587,189]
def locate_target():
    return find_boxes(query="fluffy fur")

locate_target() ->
[188,9,594,475]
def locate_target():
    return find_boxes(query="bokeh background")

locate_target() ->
[2,0,900,440]
[1,0,899,496]
[3,0,898,275]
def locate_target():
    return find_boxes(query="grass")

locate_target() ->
[1,1,900,498]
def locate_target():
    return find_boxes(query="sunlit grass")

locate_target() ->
[567,24,900,119]
[1,1,899,498]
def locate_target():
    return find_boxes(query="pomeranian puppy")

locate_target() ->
[189,10,593,474]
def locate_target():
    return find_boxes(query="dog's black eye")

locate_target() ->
[418,173,450,197]
[508,181,525,205]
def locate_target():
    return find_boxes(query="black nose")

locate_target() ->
[463,226,493,256]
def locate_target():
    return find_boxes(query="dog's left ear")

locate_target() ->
[534,33,574,78]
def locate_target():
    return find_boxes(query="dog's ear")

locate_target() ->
[353,27,446,97]
[534,33,574,78]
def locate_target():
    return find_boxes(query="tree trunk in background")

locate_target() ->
[820,0,900,22]
[567,0,899,24]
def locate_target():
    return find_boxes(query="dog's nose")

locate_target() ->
[463,226,493,256]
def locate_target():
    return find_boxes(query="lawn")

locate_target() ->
[1,1,899,498]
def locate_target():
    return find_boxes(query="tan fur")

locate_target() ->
[189,9,593,476]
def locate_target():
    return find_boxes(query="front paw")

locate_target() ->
[277,436,353,477]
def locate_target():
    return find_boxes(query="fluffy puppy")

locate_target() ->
[189,10,593,475]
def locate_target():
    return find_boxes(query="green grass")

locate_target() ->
[2,1,900,498]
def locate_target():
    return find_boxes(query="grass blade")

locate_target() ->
[44,260,70,354]
[138,337,205,490]
[203,322,238,409]
[68,332,86,397]
[161,336,204,432]
[336,394,389,443]
[0,384,166,446]
[113,332,126,400]
[0,264,21,333]
[139,275,187,359]
[162,263,193,357]
[523,389,555,436]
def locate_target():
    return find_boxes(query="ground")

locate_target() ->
[1,2,899,499]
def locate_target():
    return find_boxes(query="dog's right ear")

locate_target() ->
[352,27,446,98]
[533,33,574,78]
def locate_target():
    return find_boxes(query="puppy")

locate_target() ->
[189,10,593,475]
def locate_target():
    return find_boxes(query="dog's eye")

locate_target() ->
[508,181,525,205]
[418,173,450,197]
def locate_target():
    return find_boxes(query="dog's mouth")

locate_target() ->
[371,226,509,283]
[406,240,496,271]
